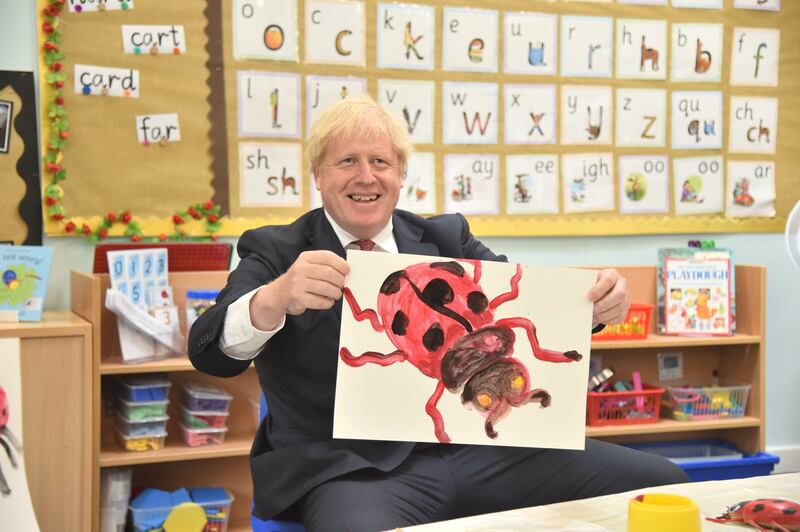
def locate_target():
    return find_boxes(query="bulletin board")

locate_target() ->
[1,71,42,245]
[37,0,800,238]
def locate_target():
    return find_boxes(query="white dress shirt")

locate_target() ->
[220,210,398,360]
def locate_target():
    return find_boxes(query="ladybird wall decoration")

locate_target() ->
[333,251,596,449]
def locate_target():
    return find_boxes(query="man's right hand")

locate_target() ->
[249,250,351,331]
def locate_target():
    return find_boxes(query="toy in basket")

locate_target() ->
[592,303,652,340]
[587,383,664,426]
[664,384,750,420]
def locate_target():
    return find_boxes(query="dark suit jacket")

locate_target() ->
[188,208,504,520]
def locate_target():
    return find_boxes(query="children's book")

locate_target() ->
[658,247,735,336]
[0,245,53,321]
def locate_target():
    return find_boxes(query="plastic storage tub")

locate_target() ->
[116,397,169,421]
[182,381,232,412]
[115,428,167,452]
[179,422,228,447]
[130,489,234,532]
[629,440,780,482]
[116,415,169,437]
[118,374,172,402]
[180,405,230,429]
[663,384,750,420]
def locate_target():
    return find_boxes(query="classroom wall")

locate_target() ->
[2,0,798,469]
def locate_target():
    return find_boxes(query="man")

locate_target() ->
[189,95,687,532]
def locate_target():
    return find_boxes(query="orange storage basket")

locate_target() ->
[586,384,664,426]
[592,303,653,340]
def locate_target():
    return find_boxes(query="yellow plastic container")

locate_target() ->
[628,493,700,532]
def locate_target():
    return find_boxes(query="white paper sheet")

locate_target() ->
[334,252,595,449]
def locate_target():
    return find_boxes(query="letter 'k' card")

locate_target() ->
[334,251,596,449]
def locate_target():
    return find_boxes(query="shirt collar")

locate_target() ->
[322,209,398,253]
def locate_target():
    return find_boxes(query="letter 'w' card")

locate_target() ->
[334,251,596,449]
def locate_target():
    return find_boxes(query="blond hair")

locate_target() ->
[306,94,412,173]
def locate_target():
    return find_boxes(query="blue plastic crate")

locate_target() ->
[629,439,780,482]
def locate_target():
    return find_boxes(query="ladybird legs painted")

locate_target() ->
[425,381,450,444]
[495,317,582,363]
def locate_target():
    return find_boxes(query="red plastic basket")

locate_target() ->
[586,384,664,426]
[592,303,653,340]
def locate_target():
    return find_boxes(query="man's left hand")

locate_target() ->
[587,269,630,328]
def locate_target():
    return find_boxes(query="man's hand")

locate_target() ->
[587,269,630,328]
[250,250,350,330]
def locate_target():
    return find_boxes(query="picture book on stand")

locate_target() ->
[0,245,53,321]
[657,246,735,336]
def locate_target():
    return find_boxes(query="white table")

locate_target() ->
[401,473,800,531]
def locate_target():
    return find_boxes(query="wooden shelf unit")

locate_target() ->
[585,265,766,455]
[0,311,92,532]
[71,270,259,532]
[71,264,766,531]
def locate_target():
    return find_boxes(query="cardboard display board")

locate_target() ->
[38,0,800,237]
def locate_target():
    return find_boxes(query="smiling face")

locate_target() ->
[314,130,404,240]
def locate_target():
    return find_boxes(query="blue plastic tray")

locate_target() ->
[629,439,780,482]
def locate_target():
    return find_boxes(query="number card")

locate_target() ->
[106,248,169,309]
[673,156,725,216]
[443,154,500,215]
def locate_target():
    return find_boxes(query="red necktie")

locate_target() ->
[352,239,376,251]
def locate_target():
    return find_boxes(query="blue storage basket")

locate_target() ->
[629,439,780,482]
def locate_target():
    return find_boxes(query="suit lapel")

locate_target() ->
[305,210,347,320]
[393,213,439,257]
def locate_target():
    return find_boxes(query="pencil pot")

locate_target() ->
[663,384,750,420]
[592,303,653,340]
[586,384,664,426]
